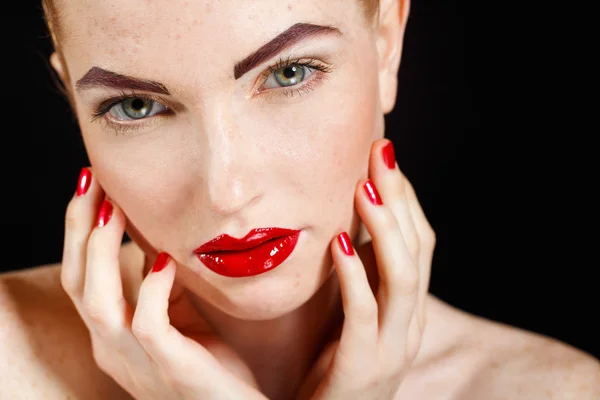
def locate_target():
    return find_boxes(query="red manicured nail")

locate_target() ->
[363,180,383,205]
[96,200,113,228]
[382,142,396,169]
[152,252,171,273]
[337,232,355,256]
[76,168,92,196]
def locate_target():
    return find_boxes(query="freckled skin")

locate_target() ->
[56,0,382,320]
[6,2,593,399]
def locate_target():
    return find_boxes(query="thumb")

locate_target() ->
[141,252,207,332]
[163,259,208,332]
[135,252,178,332]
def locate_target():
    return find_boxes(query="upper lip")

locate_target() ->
[194,227,300,253]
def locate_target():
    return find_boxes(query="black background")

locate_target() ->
[7,0,598,361]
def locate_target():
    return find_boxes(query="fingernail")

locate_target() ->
[337,232,355,256]
[152,252,171,273]
[96,199,113,228]
[382,141,396,169]
[363,180,383,205]
[76,168,92,196]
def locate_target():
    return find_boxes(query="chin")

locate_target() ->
[187,232,337,321]
[186,212,361,321]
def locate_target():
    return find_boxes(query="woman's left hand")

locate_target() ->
[297,139,436,400]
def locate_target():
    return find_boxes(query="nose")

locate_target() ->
[201,108,262,217]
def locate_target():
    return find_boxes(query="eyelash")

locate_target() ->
[90,56,334,136]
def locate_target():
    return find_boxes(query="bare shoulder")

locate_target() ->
[463,316,600,400]
[0,263,132,399]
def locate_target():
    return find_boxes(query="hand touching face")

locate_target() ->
[62,168,266,399]
[297,138,436,399]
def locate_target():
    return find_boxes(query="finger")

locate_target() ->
[368,139,419,263]
[61,167,105,300]
[354,179,418,353]
[330,233,378,374]
[368,139,426,330]
[139,252,203,331]
[132,253,222,383]
[404,179,436,328]
[83,198,132,338]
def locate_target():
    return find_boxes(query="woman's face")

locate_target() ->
[53,0,402,320]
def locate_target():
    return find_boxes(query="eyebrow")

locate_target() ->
[76,67,171,95]
[233,22,341,79]
[75,22,341,94]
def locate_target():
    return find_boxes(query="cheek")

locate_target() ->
[84,134,196,249]
[267,64,381,219]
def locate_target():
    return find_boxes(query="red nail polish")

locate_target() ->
[363,180,383,205]
[337,232,355,256]
[76,168,92,196]
[382,142,396,169]
[96,200,113,228]
[152,252,171,273]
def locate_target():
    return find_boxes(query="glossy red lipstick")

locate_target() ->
[194,228,301,277]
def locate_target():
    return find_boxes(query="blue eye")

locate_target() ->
[108,97,168,121]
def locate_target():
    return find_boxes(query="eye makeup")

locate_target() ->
[253,55,334,101]
[88,55,335,136]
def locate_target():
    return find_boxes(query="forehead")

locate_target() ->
[58,0,364,84]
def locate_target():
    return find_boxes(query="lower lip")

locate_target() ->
[195,232,301,278]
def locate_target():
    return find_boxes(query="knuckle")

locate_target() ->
[82,298,120,337]
[131,318,155,342]
[82,297,104,322]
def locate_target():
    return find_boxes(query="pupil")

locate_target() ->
[131,98,145,110]
[283,66,297,79]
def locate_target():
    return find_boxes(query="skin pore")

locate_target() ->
[46,0,409,397]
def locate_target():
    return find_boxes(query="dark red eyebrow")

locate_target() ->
[75,22,341,93]
[76,67,171,94]
[233,22,341,79]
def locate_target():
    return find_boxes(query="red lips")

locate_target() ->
[194,228,301,277]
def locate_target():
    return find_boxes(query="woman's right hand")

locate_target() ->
[61,167,267,400]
